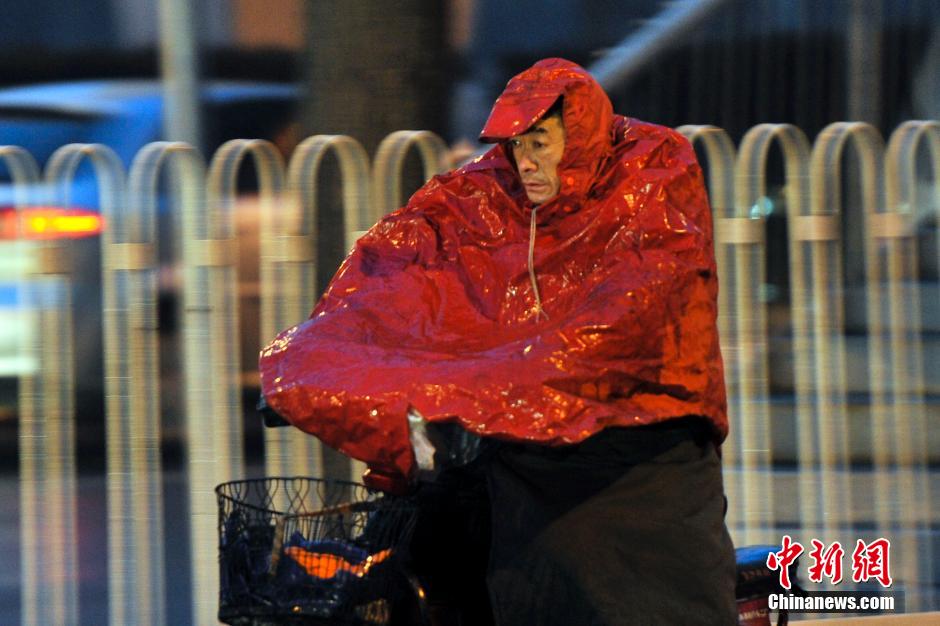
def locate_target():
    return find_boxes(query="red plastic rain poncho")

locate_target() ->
[260,58,727,478]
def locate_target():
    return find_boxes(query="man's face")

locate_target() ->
[509,115,566,205]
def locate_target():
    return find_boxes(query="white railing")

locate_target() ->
[3,120,938,623]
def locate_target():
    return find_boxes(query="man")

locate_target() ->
[260,58,736,624]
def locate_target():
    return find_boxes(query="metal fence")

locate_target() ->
[4,120,938,624]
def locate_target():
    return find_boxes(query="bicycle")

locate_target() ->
[216,409,801,626]
[216,475,430,626]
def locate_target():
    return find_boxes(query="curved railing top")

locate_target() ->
[0,145,41,210]
[208,139,287,241]
[810,122,884,219]
[44,143,126,243]
[736,123,812,221]
[288,134,371,237]
[372,130,448,221]
[128,141,207,243]
[676,125,736,220]
[885,120,940,213]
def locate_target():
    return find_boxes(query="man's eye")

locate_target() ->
[533,142,545,149]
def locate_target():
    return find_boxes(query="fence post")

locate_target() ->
[734,124,812,545]
[881,120,940,608]
[47,144,163,626]
[128,141,228,626]
[676,125,744,538]
[206,139,310,486]
[884,120,940,420]
[1,146,63,626]
[786,123,862,548]
[22,145,89,626]
[285,135,372,484]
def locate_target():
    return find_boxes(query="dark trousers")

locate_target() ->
[410,418,737,626]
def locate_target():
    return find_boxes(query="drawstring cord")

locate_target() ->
[528,207,547,320]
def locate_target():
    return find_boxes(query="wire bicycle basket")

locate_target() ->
[216,477,419,625]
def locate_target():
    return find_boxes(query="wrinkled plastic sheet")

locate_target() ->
[261,58,727,478]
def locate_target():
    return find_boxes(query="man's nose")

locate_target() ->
[517,153,538,173]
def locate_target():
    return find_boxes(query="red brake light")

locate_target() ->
[0,207,104,240]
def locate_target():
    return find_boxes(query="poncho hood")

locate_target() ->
[260,58,727,478]
[479,57,614,215]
